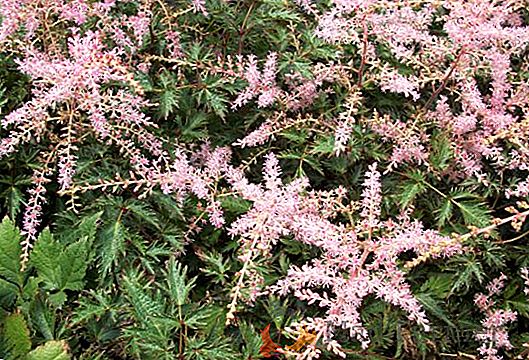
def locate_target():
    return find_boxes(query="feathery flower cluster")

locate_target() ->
[0,29,156,246]
[231,52,281,109]
[367,112,429,170]
[225,156,461,356]
[0,0,104,42]
[379,67,421,101]
[0,0,177,264]
[227,59,343,147]
[474,274,517,360]
[229,53,341,111]
[1,1,528,357]
[294,0,529,193]
[191,0,208,16]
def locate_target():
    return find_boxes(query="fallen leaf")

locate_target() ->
[260,324,281,358]
[285,327,316,352]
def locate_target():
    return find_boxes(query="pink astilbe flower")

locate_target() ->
[225,155,461,356]
[368,112,429,171]
[379,67,421,101]
[0,0,125,43]
[122,9,152,47]
[233,112,319,148]
[333,118,353,156]
[232,52,281,109]
[298,0,529,191]
[359,163,381,230]
[20,170,50,268]
[165,30,184,59]
[191,0,208,16]
[474,274,517,360]
[284,63,341,111]
[0,2,203,263]
[231,62,343,148]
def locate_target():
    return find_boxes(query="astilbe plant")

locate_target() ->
[241,0,529,197]
[1,0,529,358]
[0,2,159,264]
[474,274,517,360]
[0,0,228,265]
[207,56,346,151]
[225,157,461,358]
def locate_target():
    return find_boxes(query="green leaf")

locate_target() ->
[0,278,18,307]
[26,340,71,360]
[450,260,484,294]
[0,217,23,286]
[30,294,56,340]
[507,300,529,318]
[398,171,426,208]
[1,186,25,220]
[238,321,261,359]
[122,269,163,322]
[197,250,230,285]
[280,130,308,144]
[185,306,214,329]
[48,291,67,308]
[435,199,453,227]
[419,273,455,299]
[219,196,251,214]
[60,212,101,246]
[30,229,89,292]
[159,89,179,119]
[166,257,195,306]
[457,201,491,228]
[1,313,31,359]
[30,230,61,289]
[310,136,335,155]
[181,113,209,141]
[99,218,126,278]
[429,134,453,171]
[416,293,456,328]
[184,336,239,360]
[70,290,113,325]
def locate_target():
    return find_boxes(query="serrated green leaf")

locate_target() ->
[31,230,89,292]
[182,113,209,140]
[435,199,453,227]
[1,312,31,359]
[457,201,491,228]
[0,217,23,286]
[158,89,179,119]
[166,257,195,306]
[450,260,484,294]
[398,171,426,208]
[419,273,454,299]
[1,186,24,219]
[0,278,18,307]
[26,340,70,360]
[99,219,126,278]
[30,294,56,340]
[48,291,67,308]
[238,321,262,359]
[122,269,163,322]
[310,136,335,155]
[416,293,456,328]
[61,212,101,245]
[430,134,453,171]
[507,300,529,318]
[185,306,213,329]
